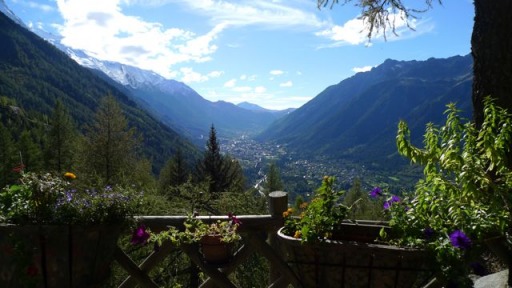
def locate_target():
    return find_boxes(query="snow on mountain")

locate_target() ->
[27,24,198,96]
[0,0,26,27]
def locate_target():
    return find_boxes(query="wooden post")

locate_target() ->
[268,191,288,287]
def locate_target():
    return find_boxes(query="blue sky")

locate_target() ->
[5,0,474,110]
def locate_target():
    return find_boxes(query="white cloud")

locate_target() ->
[179,0,325,29]
[180,67,222,83]
[280,81,293,87]
[54,0,224,79]
[233,86,252,93]
[208,70,224,78]
[352,66,373,73]
[224,79,237,87]
[270,70,284,76]
[316,10,430,47]
[254,86,267,93]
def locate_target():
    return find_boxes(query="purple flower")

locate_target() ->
[449,230,471,249]
[423,227,434,240]
[131,224,150,245]
[369,187,383,198]
[383,195,401,209]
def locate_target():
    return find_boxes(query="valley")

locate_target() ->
[221,134,421,198]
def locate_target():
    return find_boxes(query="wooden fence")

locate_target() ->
[113,191,300,288]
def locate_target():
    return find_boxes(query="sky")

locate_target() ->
[4,0,474,110]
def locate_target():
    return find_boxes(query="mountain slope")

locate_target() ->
[62,51,288,140]
[258,55,473,168]
[0,11,198,171]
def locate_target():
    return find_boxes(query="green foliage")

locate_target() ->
[0,172,143,224]
[343,178,384,220]
[76,95,141,185]
[282,176,351,242]
[263,161,284,193]
[0,14,199,173]
[390,98,512,284]
[151,215,242,247]
[45,100,76,173]
[159,149,190,194]
[195,125,246,194]
[0,122,18,187]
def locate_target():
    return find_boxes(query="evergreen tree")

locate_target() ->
[196,125,245,195]
[159,149,189,194]
[222,155,246,193]
[45,100,76,173]
[18,129,43,172]
[263,161,284,194]
[77,95,139,185]
[0,123,18,187]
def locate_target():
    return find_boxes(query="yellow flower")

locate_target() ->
[64,172,76,180]
[283,208,293,218]
[299,202,308,209]
[294,231,301,239]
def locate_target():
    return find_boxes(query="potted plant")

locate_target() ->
[0,171,142,287]
[278,176,433,287]
[387,97,512,286]
[151,213,241,265]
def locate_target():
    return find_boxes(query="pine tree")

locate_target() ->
[18,129,43,172]
[45,100,76,173]
[77,95,139,185]
[0,123,18,187]
[196,125,245,195]
[159,149,189,194]
[264,161,284,194]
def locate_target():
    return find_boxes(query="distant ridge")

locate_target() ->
[258,54,473,170]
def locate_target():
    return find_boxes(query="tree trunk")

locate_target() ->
[472,2,512,284]
[471,0,512,128]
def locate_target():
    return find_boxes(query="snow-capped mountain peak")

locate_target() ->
[0,0,26,27]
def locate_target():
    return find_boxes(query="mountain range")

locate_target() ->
[1,1,475,178]
[0,10,198,172]
[258,54,473,169]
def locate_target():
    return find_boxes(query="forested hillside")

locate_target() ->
[258,55,473,170]
[0,12,198,174]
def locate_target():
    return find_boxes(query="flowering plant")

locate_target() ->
[281,176,352,243]
[382,98,512,285]
[0,172,143,225]
[150,213,242,247]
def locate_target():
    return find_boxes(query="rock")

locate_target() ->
[473,270,509,288]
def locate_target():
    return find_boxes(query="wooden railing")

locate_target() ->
[113,191,300,288]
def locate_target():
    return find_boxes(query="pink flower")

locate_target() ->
[131,224,150,245]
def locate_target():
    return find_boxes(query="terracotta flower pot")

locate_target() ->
[277,222,434,288]
[199,235,234,266]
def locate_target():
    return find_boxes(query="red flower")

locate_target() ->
[12,164,25,173]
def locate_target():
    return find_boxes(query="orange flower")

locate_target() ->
[282,208,293,218]
[299,202,308,209]
[64,172,76,180]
